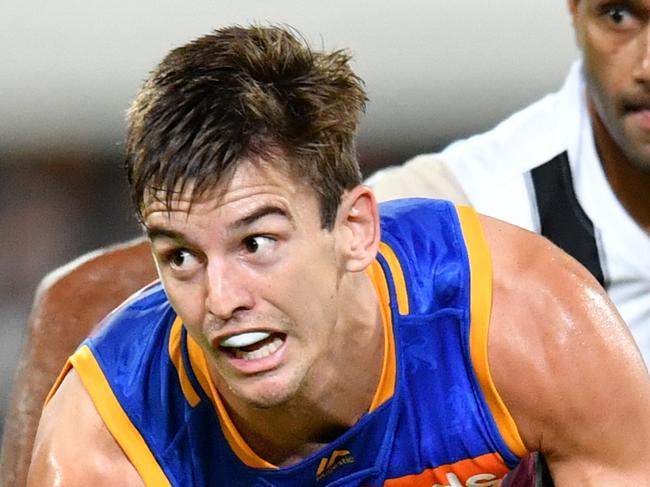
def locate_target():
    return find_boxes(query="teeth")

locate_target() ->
[220,331,271,348]
[235,337,284,361]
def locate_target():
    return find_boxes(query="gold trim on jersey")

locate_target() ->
[185,333,277,469]
[44,359,73,407]
[378,242,410,315]
[455,205,528,458]
[367,257,397,411]
[69,345,171,487]
[180,253,399,468]
[168,317,201,407]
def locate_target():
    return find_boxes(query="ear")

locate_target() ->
[567,0,582,42]
[567,0,579,17]
[336,185,380,272]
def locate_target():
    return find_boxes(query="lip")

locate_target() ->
[211,326,282,348]
[625,109,650,132]
[211,329,288,375]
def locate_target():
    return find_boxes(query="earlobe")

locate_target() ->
[566,0,583,48]
[568,0,578,15]
[338,186,381,272]
[568,0,580,29]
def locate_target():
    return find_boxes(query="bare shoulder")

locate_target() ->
[35,237,155,315]
[27,369,144,486]
[26,235,155,385]
[28,236,155,346]
[368,155,471,204]
[0,237,156,487]
[479,215,650,482]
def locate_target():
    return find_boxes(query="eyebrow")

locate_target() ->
[145,226,186,242]
[231,204,292,231]
[144,204,292,242]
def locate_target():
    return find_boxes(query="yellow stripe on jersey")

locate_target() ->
[168,317,201,407]
[179,254,401,465]
[378,242,410,315]
[44,360,73,407]
[185,333,277,470]
[44,282,163,408]
[455,205,528,458]
[367,258,397,411]
[70,345,171,487]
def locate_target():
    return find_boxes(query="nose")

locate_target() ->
[634,25,650,84]
[204,259,255,321]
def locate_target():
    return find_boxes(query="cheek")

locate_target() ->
[588,30,646,92]
[583,50,625,117]
[163,279,206,329]
[269,259,334,316]
[584,46,614,90]
[297,264,340,320]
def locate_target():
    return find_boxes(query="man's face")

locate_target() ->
[143,159,346,409]
[571,0,650,172]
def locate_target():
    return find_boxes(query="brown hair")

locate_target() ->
[126,25,367,228]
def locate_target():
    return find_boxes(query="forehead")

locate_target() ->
[580,0,650,9]
[141,158,316,223]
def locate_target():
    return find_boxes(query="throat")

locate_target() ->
[225,399,357,467]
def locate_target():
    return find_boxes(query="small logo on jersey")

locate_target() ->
[432,472,499,487]
[316,449,355,480]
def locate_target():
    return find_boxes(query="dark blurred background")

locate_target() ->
[0,1,577,435]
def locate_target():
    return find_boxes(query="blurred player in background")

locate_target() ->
[23,24,650,486]
[371,0,650,352]
[3,0,650,485]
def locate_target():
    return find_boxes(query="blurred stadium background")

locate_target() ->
[0,1,577,436]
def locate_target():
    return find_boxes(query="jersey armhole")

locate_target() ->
[66,345,172,487]
[43,359,73,407]
[456,205,528,459]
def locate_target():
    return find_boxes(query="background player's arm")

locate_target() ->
[0,238,155,487]
[483,215,650,485]
[367,156,470,204]
[27,369,145,486]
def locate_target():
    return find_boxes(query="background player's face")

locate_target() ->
[143,158,347,409]
[571,0,650,173]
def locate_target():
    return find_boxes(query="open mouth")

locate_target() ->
[219,331,286,361]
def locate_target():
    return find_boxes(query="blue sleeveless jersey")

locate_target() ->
[54,198,527,486]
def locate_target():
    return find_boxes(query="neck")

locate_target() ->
[589,100,650,233]
[214,269,385,467]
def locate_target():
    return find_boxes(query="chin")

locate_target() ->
[623,144,650,174]
[631,155,650,174]
[233,374,304,409]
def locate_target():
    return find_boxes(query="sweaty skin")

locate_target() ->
[482,214,650,484]
[2,159,471,487]
[27,371,144,487]
[0,239,155,487]
[26,169,650,485]
[11,1,650,480]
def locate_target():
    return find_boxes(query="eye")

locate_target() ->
[604,5,635,26]
[608,7,627,22]
[243,235,275,255]
[163,249,201,271]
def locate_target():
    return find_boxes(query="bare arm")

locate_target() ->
[0,238,156,487]
[27,370,144,486]
[483,215,650,484]
[367,155,471,205]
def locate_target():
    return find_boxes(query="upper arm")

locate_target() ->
[482,215,650,484]
[0,238,155,487]
[367,155,471,205]
[27,369,144,487]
